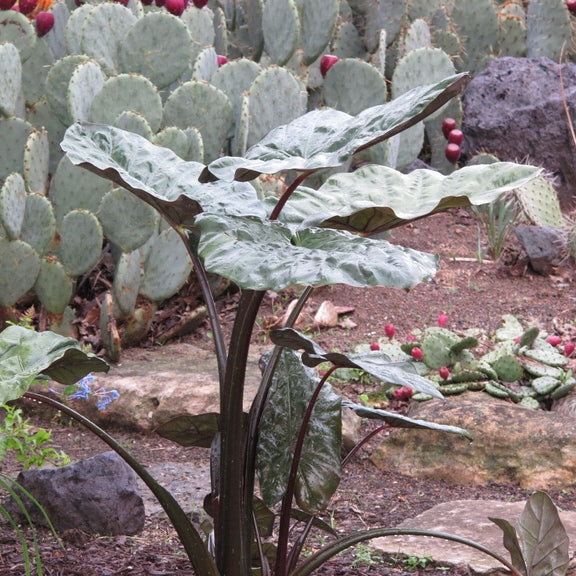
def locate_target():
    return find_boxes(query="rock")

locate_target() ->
[4,451,145,535]
[372,499,576,576]
[515,225,566,275]
[32,343,263,432]
[371,392,576,489]
[30,343,360,451]
[462,57,576,205]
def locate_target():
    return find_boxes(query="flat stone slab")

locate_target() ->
[371,393,576,490]
[44,343,267,431]
[373,500,576,575]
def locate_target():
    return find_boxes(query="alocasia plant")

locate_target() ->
[0,73,548,576]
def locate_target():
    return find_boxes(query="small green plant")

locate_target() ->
[472,193,522,261]
[0,403,69,470]
[351,543,381,569]
[403,553,433,571]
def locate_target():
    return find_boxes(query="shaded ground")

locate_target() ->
[2,209,576,575]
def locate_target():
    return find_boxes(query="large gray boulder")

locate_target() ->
[371,392,576,490]
[462,57,576,205]
[4,451,145,535]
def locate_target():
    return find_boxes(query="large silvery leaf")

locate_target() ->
[257,348,341,513]
[192,213,438,291]
[271,328,443,400]
[61,123,266,228]
[268,163,542,234]
[201,73,470,182]
[0,326,109,404]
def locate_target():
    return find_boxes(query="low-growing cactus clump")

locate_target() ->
[363,314,576,409]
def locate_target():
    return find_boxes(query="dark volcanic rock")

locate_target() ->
[462,57,576,206]
[5,451,145,535]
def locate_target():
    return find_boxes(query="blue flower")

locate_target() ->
[67,374,119,410]
[69,376,93,400]
[95,388,120,411]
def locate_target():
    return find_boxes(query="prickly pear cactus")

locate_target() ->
[323,59,386,115]
[526,0,572,61]
[301,0,338,65]
[262,0,300,66]
[0,238,40,309]
[450,0,499,75]
[118,12,193,88]
[241,66,307,151]
[387,315,576,409]
[163,81,234,162]
[513,175,565,228]
[0,43,22,119]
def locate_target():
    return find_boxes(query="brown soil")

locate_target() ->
[2,209,576,576]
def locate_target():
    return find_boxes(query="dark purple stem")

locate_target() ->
[269,172,313,221]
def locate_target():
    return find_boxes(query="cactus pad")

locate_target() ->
[59,209,103,277]
[0,117,32,181]
[113,111,154,141]
[301,0,338,65]
[492,355,524,382]
[64,3,94,55]
[21,37,54,106]
[34,257,73,315]
[323,58,386,115]
[98,187,157,253]
[527,0,572,61]
[392,48,456,120]
[91,74,163,134]
[192,47,219,82]
[113,249,141,317]
[243,66,306,150]
[163,81,233,162]
[0,11,37,62]
[45,54,91,126]
[50,156,112,224]
[0,173,26,241]
[23,128,50,195]
[180,4,215,61]
[531,376,561,396]
[140,227,193,302]
[153,127,192,160]
[67,61,106,123]
[0,238,40,307]
[20,193,56,255]
[262,0,300,66]
[514,175,565,228]
[118,12,193,89]
[421,333,453,369]
[0,43,22,118]
[80,3,137,75]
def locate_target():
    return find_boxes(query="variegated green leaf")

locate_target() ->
[257,348,341,513]
[0,326,108,404]
[61,123,266,228]
[192,214,438,291]
[270,163,541,234]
